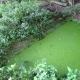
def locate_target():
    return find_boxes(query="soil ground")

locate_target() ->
[40,1,80,20]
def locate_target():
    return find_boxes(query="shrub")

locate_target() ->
[0,0,55,54]
[0,60,80,80]
[0,1,39,27]
[27,60,58,80]
[0,63,28,80]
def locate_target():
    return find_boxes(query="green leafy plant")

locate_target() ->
[0,60,80,80]
[27,60,58,80]
[66,67,79,80]
[0,63,28,80]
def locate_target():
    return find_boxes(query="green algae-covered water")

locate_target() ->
[8,21,80,74]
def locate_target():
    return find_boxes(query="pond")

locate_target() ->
[7,21,80,74]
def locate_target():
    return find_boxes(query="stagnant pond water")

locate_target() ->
[8,21,80,74]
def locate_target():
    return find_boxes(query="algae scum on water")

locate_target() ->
[8,21,80,74]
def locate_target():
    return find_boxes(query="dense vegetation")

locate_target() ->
[0,0,80,79]
[0,60,80,80]
[0,0,56,66]
[0,0,68,67]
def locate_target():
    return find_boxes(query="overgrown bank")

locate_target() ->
[0,0,67,67]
